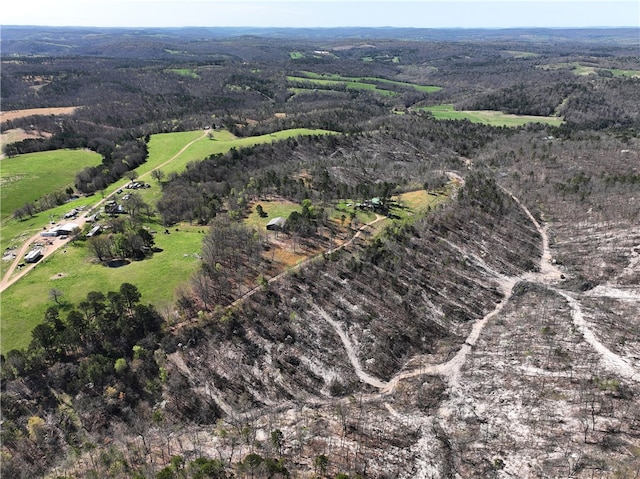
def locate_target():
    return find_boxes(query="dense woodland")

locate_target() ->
[1,26,640,478]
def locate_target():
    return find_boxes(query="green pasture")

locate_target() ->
[1,128,338,353]
[0,221,207,354]
[418,104,564,127]
[538,62,640,78]
[0,149,102,220]
[289,71,441,95]
[166,68,199,78]
[609,68,640,78]
[142,128,336,178]
[503,50,539,58]
[287,76,398,97]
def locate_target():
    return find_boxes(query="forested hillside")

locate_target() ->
[1,27,639,479]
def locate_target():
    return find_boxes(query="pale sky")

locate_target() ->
[2,0,639,28]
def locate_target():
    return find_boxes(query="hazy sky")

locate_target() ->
[2,0,639,28]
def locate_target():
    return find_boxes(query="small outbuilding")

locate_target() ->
[56,222,80,236]
[86,225,101,237]
[25,249,43,263]
[266,216,287,231]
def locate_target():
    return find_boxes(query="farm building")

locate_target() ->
[41,228,59,237]
[25,249,43,263]
[86,225,101,237]
[56,223,80,235]
[266,216,287,231]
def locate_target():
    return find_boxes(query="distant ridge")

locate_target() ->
[1,25,638,58]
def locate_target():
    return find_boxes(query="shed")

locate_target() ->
[266,216,287,231]
[56,222,80,235]
[86,225,101,238]
[41,228,60,237]
[25,249,43,263]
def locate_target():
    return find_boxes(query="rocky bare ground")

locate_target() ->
[141,169,639,478]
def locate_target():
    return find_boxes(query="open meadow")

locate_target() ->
[0,222,206,353]
[418,104,564,127]
[287,71,442,97]
[0,149,102,219]
[0,127,337,352]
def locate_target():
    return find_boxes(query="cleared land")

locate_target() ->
[0,149,103,219]
[0,222,207,353]
[539,62,640,78]
[0,128,338,353]
[0,106,78,122]
[0,181,450,354]
[418,104,564,127]
[287,71,441,96]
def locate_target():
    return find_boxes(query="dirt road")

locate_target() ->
[0,130,209,294]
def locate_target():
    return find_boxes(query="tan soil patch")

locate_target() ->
[0,106,78,123]
[1,128,53,147]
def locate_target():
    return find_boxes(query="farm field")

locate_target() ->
[0,127,338,352]
[418,104,564,127]
[0,149,102,219]
[287,71,442,96]
[0,222,207,354]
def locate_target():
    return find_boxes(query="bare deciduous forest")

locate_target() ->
[1,26,639,478]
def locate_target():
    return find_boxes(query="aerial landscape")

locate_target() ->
[1,1,639,478]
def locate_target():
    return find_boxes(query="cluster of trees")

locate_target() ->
[87,193,155,262]
[1,284,165,477]
[187,217,265,312]
[88,225,155,262]
[13,186,76,221]
[75,137,149,193]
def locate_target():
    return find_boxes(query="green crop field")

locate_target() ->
[418,104,564,127]
[0,149,102,220]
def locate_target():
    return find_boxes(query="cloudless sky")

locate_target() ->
[2,0,639,29]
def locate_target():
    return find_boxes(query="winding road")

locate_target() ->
[314,184,639,400]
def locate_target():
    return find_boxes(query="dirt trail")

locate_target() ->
[0,130,209,293]
[316,307,388,389]
[556,289,640,382]
[324,183,639,399]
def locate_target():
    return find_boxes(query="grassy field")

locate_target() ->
[1,222,206,354]
[503,50,540,58]
[418,104,564,127]
[287,71,441,96]
[166,68,199,78]
[0,128,338,353]
[0,149,103,220]
[538,62,640,78]
[609,68,640,78]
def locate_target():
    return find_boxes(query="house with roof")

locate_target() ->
[266,216,287,231]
